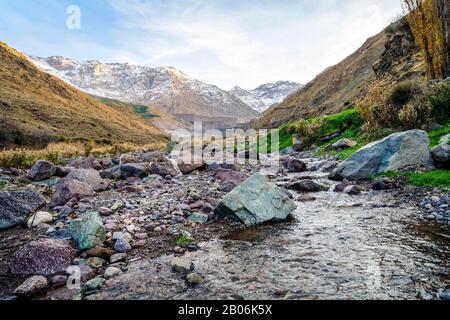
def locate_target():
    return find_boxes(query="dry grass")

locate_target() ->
[0,141,166,169]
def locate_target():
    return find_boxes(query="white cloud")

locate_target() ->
[106,0,403,89]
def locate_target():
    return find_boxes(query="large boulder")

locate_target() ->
[68,212,106,250]
[28,160,56,181]
[214,173,297,227]
[9,239,77,276]
[120,163,148,179]
[66,169,108,191]
[329,130,433,181]
[0,190,45,230]
[431,143,450,168]
[149,159,182,177]
[50,179,94,208]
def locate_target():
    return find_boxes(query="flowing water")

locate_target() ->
[90,170,450,300]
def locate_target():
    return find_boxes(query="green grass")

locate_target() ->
[175,235,194,247]
[376,170,450,190]
[428,121,450,147]
[0,181,7,189]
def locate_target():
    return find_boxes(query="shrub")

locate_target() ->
[387,81,422,106]
[427,82,450,122]
[398,99,433,129]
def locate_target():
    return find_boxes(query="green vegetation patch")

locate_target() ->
[376,170,450,190]
[175,235,194,247]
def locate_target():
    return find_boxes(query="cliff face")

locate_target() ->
[257,19,425,129]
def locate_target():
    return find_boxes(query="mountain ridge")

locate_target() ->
[29,56,259,127]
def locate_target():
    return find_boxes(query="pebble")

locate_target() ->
[114,238,132,253]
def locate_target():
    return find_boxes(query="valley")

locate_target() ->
[0,1,449,303]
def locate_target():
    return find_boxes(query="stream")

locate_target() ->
[89,164,450,300]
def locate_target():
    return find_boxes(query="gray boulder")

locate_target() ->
[283,158,307,172]
[101,165,122,180]
[28,160,56,181]
[50,179,94,208]
[329,130,433,181]
[431,143,450,168]
[214,173,297,227]
[0,190,45,230]
[66,169,108,191]
[149,159,182,177]
[9,239,77,276]
[120,163,148,179]
[287,179,326,192]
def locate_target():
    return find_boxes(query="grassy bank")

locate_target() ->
[376,170,450,190]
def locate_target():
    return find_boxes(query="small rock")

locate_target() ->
[287,179,325,193]
[86,246,115,259]
[187,213,209,223]
[26,211,53,228]
[83,277,105,292]
[114,238,132,253]
[98,207,113,216]
[171,257,194,273]
[104,267,121,279]
[109,253,127,264]
[50,275,68,288]
[14,276,48,297]
[186,272,204,287]
[343,185,362,195]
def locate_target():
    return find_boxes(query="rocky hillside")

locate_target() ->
[229,81,303,112]
[0,42,168,148]
[30,57,259,126]
[257,19,426,128]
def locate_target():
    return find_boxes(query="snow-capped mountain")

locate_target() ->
[29,56,259,125]
[229,81,303,112]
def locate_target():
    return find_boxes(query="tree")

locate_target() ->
[403,0,450,79]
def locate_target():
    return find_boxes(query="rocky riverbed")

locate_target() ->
[0,146,449,300]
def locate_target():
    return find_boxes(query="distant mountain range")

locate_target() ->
[29,56,259,127]
[229,81,303,112]
[0,42,167,148]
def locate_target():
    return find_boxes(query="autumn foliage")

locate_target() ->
[403,0,450,79]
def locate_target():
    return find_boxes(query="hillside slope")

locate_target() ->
[30,57,259,126]
[95,96,192,134]
[0,42,168,148]
[257,19,426,128]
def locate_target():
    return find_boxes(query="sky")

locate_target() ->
[0,0,404,90]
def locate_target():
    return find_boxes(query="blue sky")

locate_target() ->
[0,0,403,89]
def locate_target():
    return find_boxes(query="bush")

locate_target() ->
[427,82,450,122]
[398,99,433,129]
[387,81,422,106]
